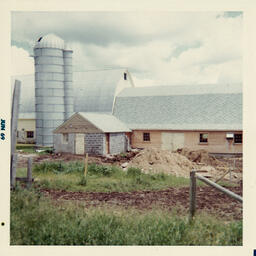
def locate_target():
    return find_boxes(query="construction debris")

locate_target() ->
[175,148,226,168]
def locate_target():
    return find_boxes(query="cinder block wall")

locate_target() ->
[53,133,75,153]
[85,133,106,155]
[109,133,126,154]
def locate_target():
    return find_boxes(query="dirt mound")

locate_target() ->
[127,148,196,177]
[102,150,140,164]
[127,148,242,182]
[175,148,226,168]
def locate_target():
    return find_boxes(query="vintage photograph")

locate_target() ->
[10,11,242,245]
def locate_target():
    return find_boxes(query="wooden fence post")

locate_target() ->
[189,170,197,220]
[10,153,17,189]
[84,153,88,177]
[10,80,21,189]
[27,157,32,188]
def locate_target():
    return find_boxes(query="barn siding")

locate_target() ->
[131,130,162,149]
[109,133,126,154]
[131,130,242,154]
[184,131,242,154]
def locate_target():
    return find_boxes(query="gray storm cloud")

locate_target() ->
[11,11,242,85]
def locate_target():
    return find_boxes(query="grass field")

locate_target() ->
[11,161,242,245]
[17,161,191,192]
[11,187,242,245]
[17,161,233,192]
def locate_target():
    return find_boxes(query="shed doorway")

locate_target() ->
[106,133,110,154]
[161,132,184,151]
[75,133,85,155]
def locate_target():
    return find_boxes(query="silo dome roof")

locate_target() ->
[34,34,65,49]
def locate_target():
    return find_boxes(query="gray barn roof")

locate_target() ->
[78,112,131,133]
[74,69,133,112]
[113,84,243,131]
[13,72,242,132]
[12,68,134,114]
[117,83,242,97]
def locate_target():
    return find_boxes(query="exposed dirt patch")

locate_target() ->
[17,151,140,168]
[41,185,242,220]
[127,148,242,182]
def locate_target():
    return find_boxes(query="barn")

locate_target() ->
[113,83,242,155]
[17,112,36,144]
[53,112,131,155]
[13,34,243,155]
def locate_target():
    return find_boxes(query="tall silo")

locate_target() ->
[34,34,73,147]
[63,45,74,120]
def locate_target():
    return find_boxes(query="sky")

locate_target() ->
[11,11,242,87]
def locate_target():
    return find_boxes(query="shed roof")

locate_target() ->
[77,112,131,133]
[113,84,242,131]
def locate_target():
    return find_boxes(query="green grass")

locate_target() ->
[16,161,190,192]
[17,161,235,192]
[16,144,53,154]
[16,167,27,177]
[10,188,242,245]
[16,144,36,153]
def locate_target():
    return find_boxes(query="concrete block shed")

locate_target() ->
[53,112,131,156]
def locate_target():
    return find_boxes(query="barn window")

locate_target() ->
[199,133,208,143]
[234,134,242,144]
[143,132,150,141]
[124,72,127,80]
[26,131,34,138]
[62,133,69,143]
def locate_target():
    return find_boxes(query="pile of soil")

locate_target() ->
[175,148,227,168]
[127,148,242,181]
[127,148,196,177]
